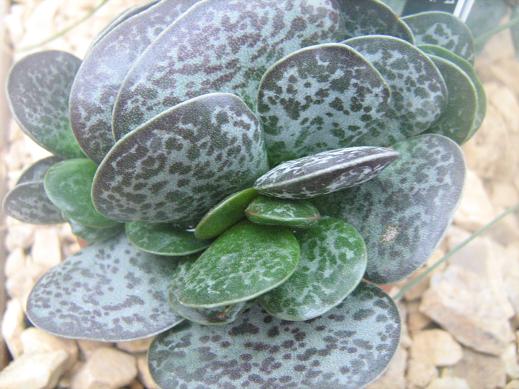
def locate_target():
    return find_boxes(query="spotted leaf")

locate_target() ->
[257,43,391,165]
[315,134,465,284]
[245,196,320,228]
[259,217,366,321]
[16,156,61,185]
[93,93,268,228]
[27,234,184,341]
[402,11,475,63]
[68,219,124,244]
[344,35,447,144]
[70,0,199,163]
[149,282,401,389]
[7,51,84,158]
[255,147,398,199]
[112,0,346,138]
[179,221,300,308]
[125,222,210,256]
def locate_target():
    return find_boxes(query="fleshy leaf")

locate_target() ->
[16,156,61,185]
[112,0,346,138]
[3,182,64,225]
[27,234,184,341]
[466,0,508,50]
[7,51,84,158]
[168,256,246,325]
[245,196,320,228]
[402,11,475,63]
[344,35,447,144]
[93,93,268,228]
[380,0,405,15]
[426,55,478,145]
[255,147,398,199]
[257,43,390,165]
[179,221,300,308]
[315,134,465,284]
[259,217,366,321]
[70,0,199,163]
[337,0,414,42]
[149,282,401,389]
[44,159,118,228]
[194,188,258,240]
[68,219,123,244]
[125,222,210,256]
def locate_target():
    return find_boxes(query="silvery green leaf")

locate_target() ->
[380,0,405,15]
[315,134,465,284]
[27,234,184,341]
[16,156,61,185]
[93,93,268,228]
[68,219,123,244]
[7,51,84,158]
[149,282,401,389]
[257,43,390,165]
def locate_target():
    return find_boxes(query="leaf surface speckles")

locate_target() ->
[246,196,320,228]
[16,157,61,185]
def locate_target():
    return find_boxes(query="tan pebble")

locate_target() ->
[426,377,470,389]
[410,329,463,367]
[116,337,153,354]
[366,346,407,389]
[137,354,159,389]
[1,299,25,358]
[4,249,27,278]
[407,358,438,389]
[32,228,62,270]
[451,347,507,389]
[77,340,111,359]
[21,327,78,369]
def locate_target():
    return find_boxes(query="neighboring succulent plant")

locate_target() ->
[3,1,483,387]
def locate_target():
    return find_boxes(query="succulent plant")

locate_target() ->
[3,1,484,387]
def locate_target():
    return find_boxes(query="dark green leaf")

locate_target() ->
[68,219,123,244]
[245,196,320,228]
[16,156,61,185]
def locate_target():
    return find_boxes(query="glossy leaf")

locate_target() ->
[255,147,398,199]
[149,283,401,389]
[125,222,210,256]
[44,159,118,228]
[7,51,84,158]
[70,0,199,163]
[27,234,184,341]
[257,43,390,165]
[68,219,124,244]
[426,55,478,145]
[195,188,258,240]
[344,35,447,144]
[17,156,61,185]
[3,182,64,225]
[315,134,465,284]
[179,221,300,308]
[112,0,346,138]
[402,11,475,63]
[259,218,366,321]
[93,93,268,228]
[245,196,320,228]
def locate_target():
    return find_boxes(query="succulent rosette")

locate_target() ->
[3,0,483,387]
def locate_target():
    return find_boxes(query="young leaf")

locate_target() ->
[68,218,123,244]
[7,51,84,158]
[402,11,475,63]
[125,222,210,256]
[315,134,465,284]
[344,35,447,144]
[16,156,61,185]
[254,147,398,199]
[195,188,258,240]
[70,0,199,163]
[179,221,300,308]
[259,217,366,321]
[44,159,118,228]
[149,282,401,389]
[245,196,320,228]
[112,0,346,137]
[93,93,268,228]
[27,234,184,341]
[257,43,390,165]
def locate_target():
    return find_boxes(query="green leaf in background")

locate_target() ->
[257,43,390,165]
[149,282,401,389]
[68,218,123,244]
[194,188,258,240]
[16,156,62,185]
[44,159,118,228]
[259,217,366,321]
[466,0,508,50]
[254,147,398,199]
[344,35,448,144]
[402,11,475,63]
[315,134,465,284]
[27,234,184,341]
[6,50,84,158]
[179,221,300,308]
[125,222,210,256]
[93,93,268,228]
[245,196,320,228]
[426,55,479,144]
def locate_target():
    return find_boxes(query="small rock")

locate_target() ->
[407,358,438,389]
[116,337,153,354]
[407,301,432,333]
[6,261,47,308]
[4,249,26,278]
[32,228,62,270]
[77,340,111,359]
[1,299,25,358]
[502,343,519,380]
[506,381,519,389]
[129,381,144,389]
[71,347,137,389]
[0,350,68,389]
[367,346,407,389]
[20,327,78,369]
[490,181,519,210]
[411,329,463,367]
[137,355,159,389]
[450,347,506,389]
[58,361,84,389]
[426,377,470,389]
[5,224,35,251]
